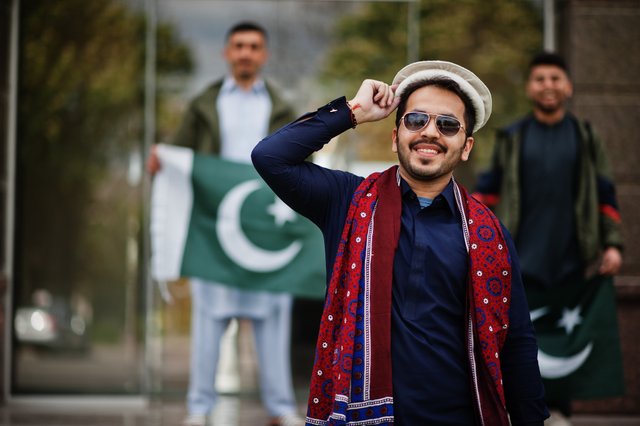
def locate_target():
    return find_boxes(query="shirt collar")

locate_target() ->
[220,76,267,94]
[400,177,458,215]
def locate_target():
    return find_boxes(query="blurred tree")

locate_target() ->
[16,0,192,340]
[319,0,542,183]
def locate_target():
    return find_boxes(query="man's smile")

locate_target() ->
[411,141,446,157]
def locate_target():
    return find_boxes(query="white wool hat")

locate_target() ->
[392,60,492,132]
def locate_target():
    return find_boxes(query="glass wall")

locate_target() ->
[12,0,150,394]
[11,0,541,400]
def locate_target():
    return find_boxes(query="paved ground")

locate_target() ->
[1,396,640,426]
[0,393,297,426]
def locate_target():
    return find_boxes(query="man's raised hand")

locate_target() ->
[349,79,400,125]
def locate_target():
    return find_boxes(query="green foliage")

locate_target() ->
[319,0,542,175]
[157,22,194,75]
[321,3,410,91]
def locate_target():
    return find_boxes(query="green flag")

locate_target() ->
[527,274,625,400]
[151,144,326,299]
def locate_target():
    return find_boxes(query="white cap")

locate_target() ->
[392,60,492,132]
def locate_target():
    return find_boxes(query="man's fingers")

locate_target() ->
[599,247,622,275]
[372,81,395,106]
[146,146,162,175]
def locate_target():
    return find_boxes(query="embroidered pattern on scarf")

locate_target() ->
[305,166,511,425]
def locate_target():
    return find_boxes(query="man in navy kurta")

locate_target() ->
[252,61,548,425]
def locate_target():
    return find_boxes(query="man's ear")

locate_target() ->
[461,136,474,161]
[392,128,398,153]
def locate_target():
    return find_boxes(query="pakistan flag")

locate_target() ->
[150,144,326,299]
[527,274,625,400]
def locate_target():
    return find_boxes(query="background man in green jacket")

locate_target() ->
[148,22,301,426]
[474,52,624,426]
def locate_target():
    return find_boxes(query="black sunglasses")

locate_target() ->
[401,112,465,137]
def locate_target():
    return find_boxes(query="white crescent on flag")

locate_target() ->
[216,179,303,272]
[530,306,593,379]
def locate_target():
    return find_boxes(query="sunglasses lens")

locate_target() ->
[404,112,429,131]
[436,116,462,136]
[404,112,462,136]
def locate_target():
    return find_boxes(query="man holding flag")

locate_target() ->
[474,52,625,425]
[148,21,305,426]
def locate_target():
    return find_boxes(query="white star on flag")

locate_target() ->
[267,197,297,227]
[557,305,583,335]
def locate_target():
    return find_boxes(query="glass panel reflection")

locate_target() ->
[12,0,150,394]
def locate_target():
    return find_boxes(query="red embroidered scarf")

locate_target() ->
[305,166,511,426]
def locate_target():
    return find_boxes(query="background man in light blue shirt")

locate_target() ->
[148,21,301,426]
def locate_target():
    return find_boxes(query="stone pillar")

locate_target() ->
[558,0,640,414]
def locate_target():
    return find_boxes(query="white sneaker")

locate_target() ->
[210,396,240,426]
[182,414,208,426]
[271,413,305,426]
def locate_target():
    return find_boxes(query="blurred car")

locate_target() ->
[14,289,91,352]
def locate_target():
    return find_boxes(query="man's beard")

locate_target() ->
[534,100,563,114]
[397,138,463,182]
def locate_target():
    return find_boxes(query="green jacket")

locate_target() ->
[172,79,296,154]
[474,113,623,268]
